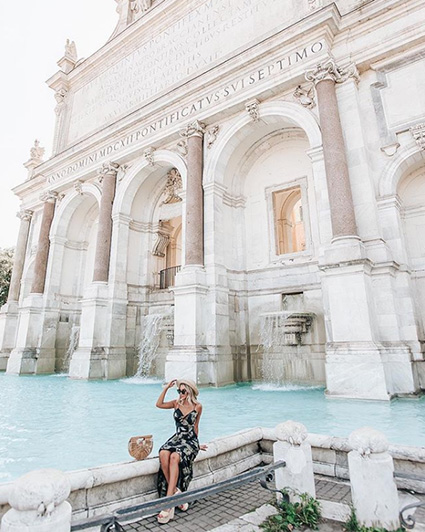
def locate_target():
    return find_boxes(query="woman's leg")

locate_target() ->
[166,452,180,496]
[159,450,171,484]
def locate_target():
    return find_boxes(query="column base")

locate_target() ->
[0,301,19,371]
[325,342,419,400]
[69,347,127,380]
[6,347,56,375]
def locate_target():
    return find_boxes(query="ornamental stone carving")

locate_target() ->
[180,120,206,139]
[176,139,188,157]
[97,161,120,182]
[30,140,45,162]
[64,39,78,62]
[144,147,156,167]
[152,232,170,257]
[74,180,84,195]
[131,0,152,16]
[40,190,58,203]
[275,421,308,445]
[245,99,260,122]
[305,57,359,85]
[308,0,323,10]
[54,88,68,116]
[17,209,33,222]
[293,84,315,108]
[207,125,220,149]
[410,123,425,150]
[162,168,183,204]
[348,427,389,456]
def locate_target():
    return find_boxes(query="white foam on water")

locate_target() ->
[252,382,323,392]
[121,376,162,385]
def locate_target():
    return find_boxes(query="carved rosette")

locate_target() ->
[180,120,206,139]
[144,147,156,167]
[40,191,58,204]
[17,209,33,222]
[207,125,220,149]
[305,57,359,85]
[245,99,260,122]
[97,161,120,183]
[152,232,170,257]
[293,84,315,109]
[162,168,183,204]
[410,123,425,150]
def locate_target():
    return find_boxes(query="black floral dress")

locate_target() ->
[157,407,200,496]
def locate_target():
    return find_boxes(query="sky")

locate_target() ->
[0,1,118,248]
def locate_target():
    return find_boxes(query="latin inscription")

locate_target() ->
[68,0,295,143]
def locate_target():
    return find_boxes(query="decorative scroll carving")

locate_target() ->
[411,123,425,150]
[144,147,156,166]
[74,180,84,195]
[152,231,170,257]
[117,164,129,183]
[162,168,183,205]
[17,209,33,222]
[40,191,58,203]
[65,39,78,62]
[30,140,45,162]
[176,139,188,157]
[97,161,120,183]
[180,120,206,139]
[245,99,260,122]
[293,84,315,109]
[305,57,359,85]
[207,125,220,149]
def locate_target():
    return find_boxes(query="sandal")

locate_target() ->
[175,488,189,511]
[157,507,175,524]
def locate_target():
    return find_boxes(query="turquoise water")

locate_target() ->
[0,373,424,483]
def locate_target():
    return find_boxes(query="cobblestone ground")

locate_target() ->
[121,476,425,532]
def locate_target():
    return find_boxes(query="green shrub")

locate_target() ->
[260,490,321,531]
[344,508,405,532]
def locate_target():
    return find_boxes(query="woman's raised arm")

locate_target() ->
[156,379,177,409]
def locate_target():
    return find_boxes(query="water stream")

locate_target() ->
[136,314,164,377]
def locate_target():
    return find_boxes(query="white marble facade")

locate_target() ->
[1,0,425,399]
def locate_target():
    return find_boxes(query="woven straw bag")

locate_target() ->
[128,435,153,461]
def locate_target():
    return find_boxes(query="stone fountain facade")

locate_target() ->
[0,0,425,399]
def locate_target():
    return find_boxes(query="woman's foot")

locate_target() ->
[157,507,175,524]
[175,488,189,511]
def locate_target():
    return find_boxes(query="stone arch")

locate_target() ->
[378,144,425,198]
[113,150,187,218]
[204,100,322,186]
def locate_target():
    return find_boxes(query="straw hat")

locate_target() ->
[177,378,199,398]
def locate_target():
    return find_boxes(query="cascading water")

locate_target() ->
[135,314,164,377]
[64,325,80,372]
[259,311,315,385]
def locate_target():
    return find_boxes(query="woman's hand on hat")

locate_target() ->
[200,444,208,451]
[167,379,176,389]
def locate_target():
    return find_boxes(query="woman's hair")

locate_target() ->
[178,384,199,406]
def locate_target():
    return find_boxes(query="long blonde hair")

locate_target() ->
[178,384,199,407]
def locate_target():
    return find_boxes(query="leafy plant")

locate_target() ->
[0,247,13,306]
[260,490,321,531]
[344,508,405,532]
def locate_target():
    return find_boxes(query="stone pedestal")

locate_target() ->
[68,282,126,379]
[1,469,71,532]
[348,428,400,530]
[273,421,315,502]
[0,301,19,370]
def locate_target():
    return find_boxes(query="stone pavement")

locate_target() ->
[121,475,425,532]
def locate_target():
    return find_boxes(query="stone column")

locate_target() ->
[31,191,58,294]
[180,120,206,267]
[93,162,119,282]
[306,57,359,240]
[7,210,33,302]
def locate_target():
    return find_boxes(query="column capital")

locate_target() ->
[40,190,58,204]
[97,161,120,182]
[410,123,425,150]
[180,120,206,139]
[17,209,33,222]
[305,57,359,86]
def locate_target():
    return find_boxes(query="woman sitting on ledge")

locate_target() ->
[155,378,207,525]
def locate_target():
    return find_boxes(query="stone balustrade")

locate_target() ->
[1,426,423,529]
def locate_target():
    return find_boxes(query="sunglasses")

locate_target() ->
[177,389,187,395]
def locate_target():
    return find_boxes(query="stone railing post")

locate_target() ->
[180,120,206,267]
[1,469,71,532]
[348,427,400,529]
[306,57,359,240]
[31,192,58,294]
[273,421,315,502]
[7,210,33,302]
[93,162,119,282]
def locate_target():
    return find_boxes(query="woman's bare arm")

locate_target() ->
[156,380,177,409]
